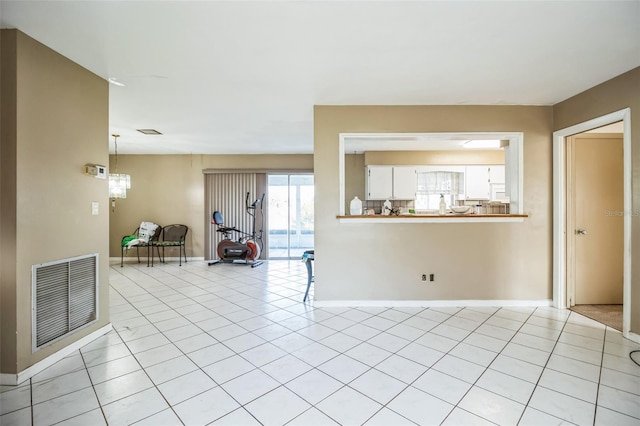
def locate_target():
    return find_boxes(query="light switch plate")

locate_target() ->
[91,202,99,215]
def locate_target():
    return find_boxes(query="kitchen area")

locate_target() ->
[341,137,525,222]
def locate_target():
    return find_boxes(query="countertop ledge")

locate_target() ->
[337,214,528,223]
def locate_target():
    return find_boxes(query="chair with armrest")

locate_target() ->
[121,222,162,267]
[154,224,188,266]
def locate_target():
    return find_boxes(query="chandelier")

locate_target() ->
[108,134,131,199]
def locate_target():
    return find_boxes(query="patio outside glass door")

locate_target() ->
[267,174,314,259]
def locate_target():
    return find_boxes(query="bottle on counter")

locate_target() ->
[439,194,446,215]
[382,199,393,215]
[349,196,362,215]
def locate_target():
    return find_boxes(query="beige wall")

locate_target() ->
[344,154,366,205]
[109,154,313,258]
[554,66,640,334]
[364,150,504,165]
[1,30,19,373]
[314,105,553,301]
[1,30,110,374]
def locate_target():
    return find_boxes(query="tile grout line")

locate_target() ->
[29,377,34,426]
[27,354,102,425]
[588,326,640,424]
[360,306,474,425]
[514,309,583,425]
[284,305,457,426]
[592,326,608,426]
[107,285,189,425]
[437,306,542,426]
[193,262,333,424]
[111,277,247,410]
[232,306,406,424]
[75,349,110,425]
[336,306,538,424]
[116,262,337,423]
[109,281,267,426]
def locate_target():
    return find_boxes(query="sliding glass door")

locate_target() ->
[267,174,314,259]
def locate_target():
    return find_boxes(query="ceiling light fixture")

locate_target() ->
[463,140,502,149]
[108,134,131,209]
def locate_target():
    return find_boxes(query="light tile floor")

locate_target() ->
[2,260,640,425]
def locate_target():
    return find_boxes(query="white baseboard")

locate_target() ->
[313,299,554,308]
[0,374,18,386]
[0,323,113,386]
[158,256,204,261]
[626,330,640,345]
[110,257,203,263]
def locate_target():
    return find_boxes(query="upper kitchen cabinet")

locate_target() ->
[465,165,505,200]
[366,165,416,200]
[366,165,393,199]
[392,166,418,199]
[489,165,505,184]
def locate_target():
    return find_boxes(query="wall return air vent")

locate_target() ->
[32,254,99,351]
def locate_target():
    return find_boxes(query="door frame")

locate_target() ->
[266,172,314,259]
[552,108,632,337]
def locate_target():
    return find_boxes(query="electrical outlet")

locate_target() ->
[421,274,427,281]
[430,274,435,282]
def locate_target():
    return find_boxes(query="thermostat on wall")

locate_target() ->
[84,164,107,179]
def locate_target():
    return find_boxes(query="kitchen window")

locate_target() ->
[415,171,464,210]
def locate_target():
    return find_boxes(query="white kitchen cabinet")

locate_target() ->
[392,166,417,200]
[489,165,505,184]
[464,165,505,200]
[366,165,416,200]
[465,166,490,200]
[366,166,393,200]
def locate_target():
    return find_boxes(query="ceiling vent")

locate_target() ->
[137,129,162,135]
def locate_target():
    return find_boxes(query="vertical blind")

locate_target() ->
[204,173,267,260]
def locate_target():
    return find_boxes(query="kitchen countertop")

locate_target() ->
[337,213,528,223]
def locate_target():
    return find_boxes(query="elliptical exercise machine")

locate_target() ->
[208,192,265,268]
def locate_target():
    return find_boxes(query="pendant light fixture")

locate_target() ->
[108,134,131,205]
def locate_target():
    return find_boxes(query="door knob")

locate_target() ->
[576,229,587,235]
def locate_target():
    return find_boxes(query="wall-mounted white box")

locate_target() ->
[84,164,106,179]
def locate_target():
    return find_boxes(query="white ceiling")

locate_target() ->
[1,1,639,155]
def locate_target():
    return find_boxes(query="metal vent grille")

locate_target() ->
[33,254,98,350]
